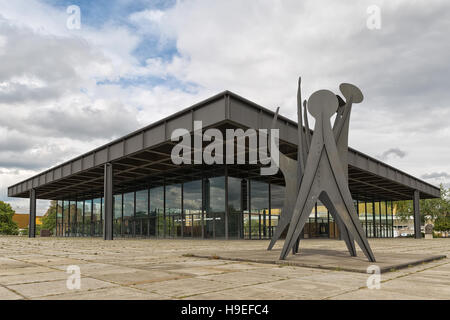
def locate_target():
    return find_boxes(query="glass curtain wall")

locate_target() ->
[114,194,122,237]
[183,180,202,238]
[227,177,242,239]
[250,180,269,239]
[270,183,284,239]
[150,186,164,237]
[76,200,83,236]
[123,192,134,236]
[63,201,69,236]
[54,174,395,240]
[93,198,102,237]
[166,184,182,238]
[84,200,92,236]
[209,177,225,238]
[316,202,328,238]
[136,189,149,237]
[56,200,62,236]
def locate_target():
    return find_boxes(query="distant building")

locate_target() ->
[12,213,42,229]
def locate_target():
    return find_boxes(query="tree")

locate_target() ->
[0,201,19,235]
[395,184,450,223]
[41,200,57,234]
[434,216,450,232]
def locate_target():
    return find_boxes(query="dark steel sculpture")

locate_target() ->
[267,77,376,262]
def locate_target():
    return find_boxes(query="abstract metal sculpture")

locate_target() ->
[267,77,376,262]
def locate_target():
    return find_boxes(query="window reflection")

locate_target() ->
[150,186,164,237]
[184,180,202,238]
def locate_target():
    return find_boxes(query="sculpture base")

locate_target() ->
[190,248,446,274]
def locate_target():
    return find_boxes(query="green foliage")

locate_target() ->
[433,215,450,232]
[395,184,450,223]
[23,224,42,236]
[0,201,19,235]
[41,200,57,234]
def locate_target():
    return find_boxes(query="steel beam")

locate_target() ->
[413,190,421,239]
[103,163,114,240]
[29,189,36,238]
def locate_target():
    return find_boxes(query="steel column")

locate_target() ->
[28,189,36,238]
[413,190,421,239]
[181,183,184,238]
[103,163,113,240]
[224,167,229,240]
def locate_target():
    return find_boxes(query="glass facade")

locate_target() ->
[184,180,202,238]
[150,186,164,237]
[114,194,122,237]
[136,189,149,237]
[123,192,134,236]
[166,184,182,238]
[84,200,92,236]
[227,177,242,239]
[55,173,394,239]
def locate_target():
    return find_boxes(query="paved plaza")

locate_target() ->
[0,236,448,300]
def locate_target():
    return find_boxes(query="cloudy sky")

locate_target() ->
[0,0,449,215]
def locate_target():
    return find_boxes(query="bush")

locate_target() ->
[0,201,19,235]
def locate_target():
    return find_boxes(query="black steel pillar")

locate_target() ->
[224,167,229,240]
[181,183,184,238]
[413,190,421,239]
[29,189,36,238]
[103,163,113,240]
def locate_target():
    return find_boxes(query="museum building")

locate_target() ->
[7,91,440,240]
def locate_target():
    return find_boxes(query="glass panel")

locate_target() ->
[270,183,284,240]
[250,180,268,239]
[227,177,242,239]
[135,190,148,237]
[84,200,92,236]
[380,201,387,238]
[56,200,62,236]
[165,184,181,238]
[150,186,164,237]
[68,201,76,236]
[123,192,134,236]
[242,179,250,239]
[63,201,69,236]
[316,201,329,238]
[358,201,368,238]
[114,194,122,237]
[205,177,225,238]
[329,208,337,239]
[184,180,202,238]
[366,201,374,238]
[305,204,317,238]
[93,198,102,236]
[374,201,381,238]
[76,201,83,236]
[136,190,148,217]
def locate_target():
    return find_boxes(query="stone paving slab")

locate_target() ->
[38,286,170,300]
[190,248,447,273]
[134,278,237,299]
[0,286,23,300]
[7,277,117,299]
[0,236,448,300]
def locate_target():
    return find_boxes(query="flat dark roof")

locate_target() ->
[7,91,440,201]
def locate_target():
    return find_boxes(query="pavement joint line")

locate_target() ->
[5,255,159,298]
[323,259,450,300]
[173,277,290,299]
[0,282,28,300]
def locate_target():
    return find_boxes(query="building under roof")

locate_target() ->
[8,91,440,240]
